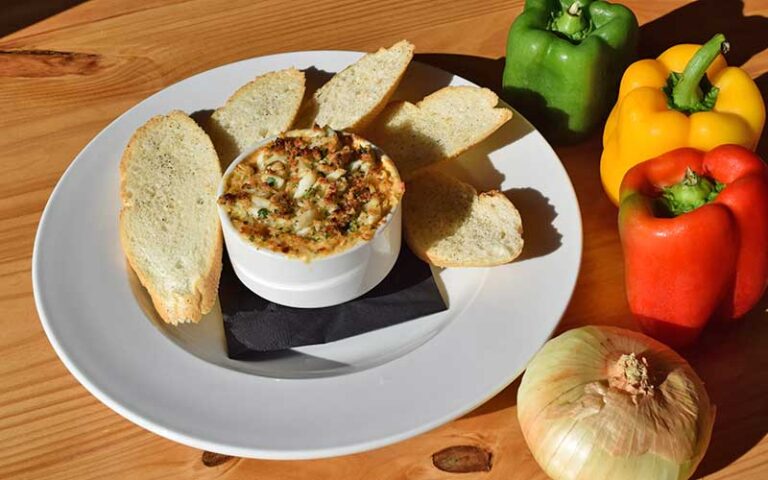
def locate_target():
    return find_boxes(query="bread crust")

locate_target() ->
[221,68,305,113]
[404,172,523,268]
[367,86,512,180]
[345,41,415,132]
[119,110,223,325]
[308,40,414,132]
[209,68,306,166]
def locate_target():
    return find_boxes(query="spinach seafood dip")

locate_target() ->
[219,127,404,260]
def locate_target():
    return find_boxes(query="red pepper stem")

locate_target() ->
[672,34,728,110]
[659,167,724,217]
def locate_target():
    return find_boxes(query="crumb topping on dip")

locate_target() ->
[219,127,403,259]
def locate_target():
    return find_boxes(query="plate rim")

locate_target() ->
[32,49,583,459]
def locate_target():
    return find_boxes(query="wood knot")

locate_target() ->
[201,451,234,467]
[432,445,492,473]
[0,49,103,78]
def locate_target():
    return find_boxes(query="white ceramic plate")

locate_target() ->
[32,50,582,459]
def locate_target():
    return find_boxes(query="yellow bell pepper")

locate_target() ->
[601,33,765,205]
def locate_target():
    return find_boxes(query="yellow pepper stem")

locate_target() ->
[669,34,729,113]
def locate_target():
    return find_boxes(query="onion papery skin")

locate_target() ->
[518,326,714,480]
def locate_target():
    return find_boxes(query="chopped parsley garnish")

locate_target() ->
[220,130,398,258]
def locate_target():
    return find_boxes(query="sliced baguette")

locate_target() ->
[208,68,305,166]
[299,40,414,132]
[366,86,512,180]
[119,111,223,325]
[404,172,523,267]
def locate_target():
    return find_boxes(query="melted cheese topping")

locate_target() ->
[219,127,403,259]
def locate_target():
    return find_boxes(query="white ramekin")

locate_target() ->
[217,134,403,308]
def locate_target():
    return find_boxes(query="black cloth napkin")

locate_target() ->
[220,245,447,357]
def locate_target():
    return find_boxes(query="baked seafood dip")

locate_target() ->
[219,127,404,260]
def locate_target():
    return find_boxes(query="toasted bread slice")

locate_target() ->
[119,111,223,325]
[299,40,414,132]
[366,86,512,180]
[208,68,305,166]
[404,172,523,267]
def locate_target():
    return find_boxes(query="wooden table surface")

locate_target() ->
[1,0,767,478]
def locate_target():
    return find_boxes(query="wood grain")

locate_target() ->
[1,0,766,479]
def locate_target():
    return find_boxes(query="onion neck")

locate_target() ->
[609,353,655,398]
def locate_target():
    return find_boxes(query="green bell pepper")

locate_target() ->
[502,0,638,144]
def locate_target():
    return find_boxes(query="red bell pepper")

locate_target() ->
[619,145,768,347]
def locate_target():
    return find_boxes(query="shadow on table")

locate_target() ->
[640,0,768,160]
[414,53,505,95]
[438,2,768,463]
[756,73,768,160]
[462,293,768,475]
[685,294,768,478]
[1,0,87,38]
[413,53,575,147]
[639,0,768,65]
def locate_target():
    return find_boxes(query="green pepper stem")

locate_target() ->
[672,34,729,111]
[658,167,725,217]
[553,2,588,37]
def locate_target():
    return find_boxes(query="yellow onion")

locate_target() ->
[518,326,714,480]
